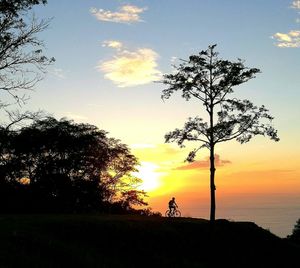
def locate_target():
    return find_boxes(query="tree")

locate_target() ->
[2,109,46,130]
[288,218,300,242]
[100,138,148,208]
[0,0,54,108]
[0,117,145,213]
[161,45,279,222]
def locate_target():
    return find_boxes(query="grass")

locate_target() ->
[0,214,298,267]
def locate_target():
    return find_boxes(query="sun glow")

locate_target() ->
[134,162,162,192]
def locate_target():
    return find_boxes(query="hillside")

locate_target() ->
[0,214,298,267]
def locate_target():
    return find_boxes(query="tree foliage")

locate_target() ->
[0,117,147,213]
[162,45,279,221]
[162,44,279,154]
[0,0,54,107]
[288,218,300,242]
[0,1,47,16]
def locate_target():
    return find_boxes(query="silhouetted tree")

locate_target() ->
[2,109,46,130]
[0,117,145,212]
[288,218,300,242]
[0,1,47,16]
[0,0,54,108]
[101,139,139,200]
[161,45,279,221]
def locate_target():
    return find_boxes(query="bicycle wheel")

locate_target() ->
[174,210,181,217]
[165,210,171,217]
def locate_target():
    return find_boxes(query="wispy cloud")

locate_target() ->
[272,30,300,47]
[90,5,147,24]
[102,40,123,50]
[50,68,66,79]
[175,154,231,171]
[291,0,300,9]
[64,112,88,121]
[170,56,178,63]
[293,1,300,23]
[98,41,162,87]
[271,2,300,47]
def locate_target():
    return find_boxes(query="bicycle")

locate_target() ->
[165,208,181,217]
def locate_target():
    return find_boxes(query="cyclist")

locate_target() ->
[168,197,178,214]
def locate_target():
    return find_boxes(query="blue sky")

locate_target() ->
[26,0,300,147]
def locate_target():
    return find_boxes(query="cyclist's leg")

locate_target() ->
[170,206,175,216]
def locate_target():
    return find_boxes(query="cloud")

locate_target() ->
[271,2,300,47]
[98,45,162,87]
[102,40,123,50]
[291,0,300,9]
[175,154,231,171]
[272,30,300,47]
[170,56,178,63]
[50,68,66,79]
[90,5,146,24]
[64,112,88,121]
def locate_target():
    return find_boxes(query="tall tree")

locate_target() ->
[0,0,54,108]
[161,45,279,222]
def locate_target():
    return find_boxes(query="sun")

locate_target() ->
[134,162,162,192]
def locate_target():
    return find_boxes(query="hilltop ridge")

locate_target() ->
[0,215,298,267]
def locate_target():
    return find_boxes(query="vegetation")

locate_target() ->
[161,45,279,221]
[0,0,54,107]
[0,215,298,267]
[0,117,148,213]
[0,4,294,267]
[287,218,300,243]
[0,1,151,216]
[0,0,54,136]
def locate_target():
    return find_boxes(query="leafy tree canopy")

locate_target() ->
[0,0,47,16]
[0,117,147,213]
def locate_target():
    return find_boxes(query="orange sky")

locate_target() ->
[132,137,300,218]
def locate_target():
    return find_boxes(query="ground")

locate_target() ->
[0,214,298,267]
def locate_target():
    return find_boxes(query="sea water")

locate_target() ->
[182,194,300,238]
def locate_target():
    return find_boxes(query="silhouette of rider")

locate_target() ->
[168,197,178,214]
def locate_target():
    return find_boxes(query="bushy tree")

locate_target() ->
[0,117,146,212]
[161,45,279,221]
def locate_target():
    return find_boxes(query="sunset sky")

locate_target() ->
[7,0,300,235]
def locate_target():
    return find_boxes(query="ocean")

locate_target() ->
[182,194,300,238]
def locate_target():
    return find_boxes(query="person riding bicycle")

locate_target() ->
[168,197,178,214]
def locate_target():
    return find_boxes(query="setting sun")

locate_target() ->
[134,162,162,192]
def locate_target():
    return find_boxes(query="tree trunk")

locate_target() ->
[210,145,216,222]
[208,48,216,222]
